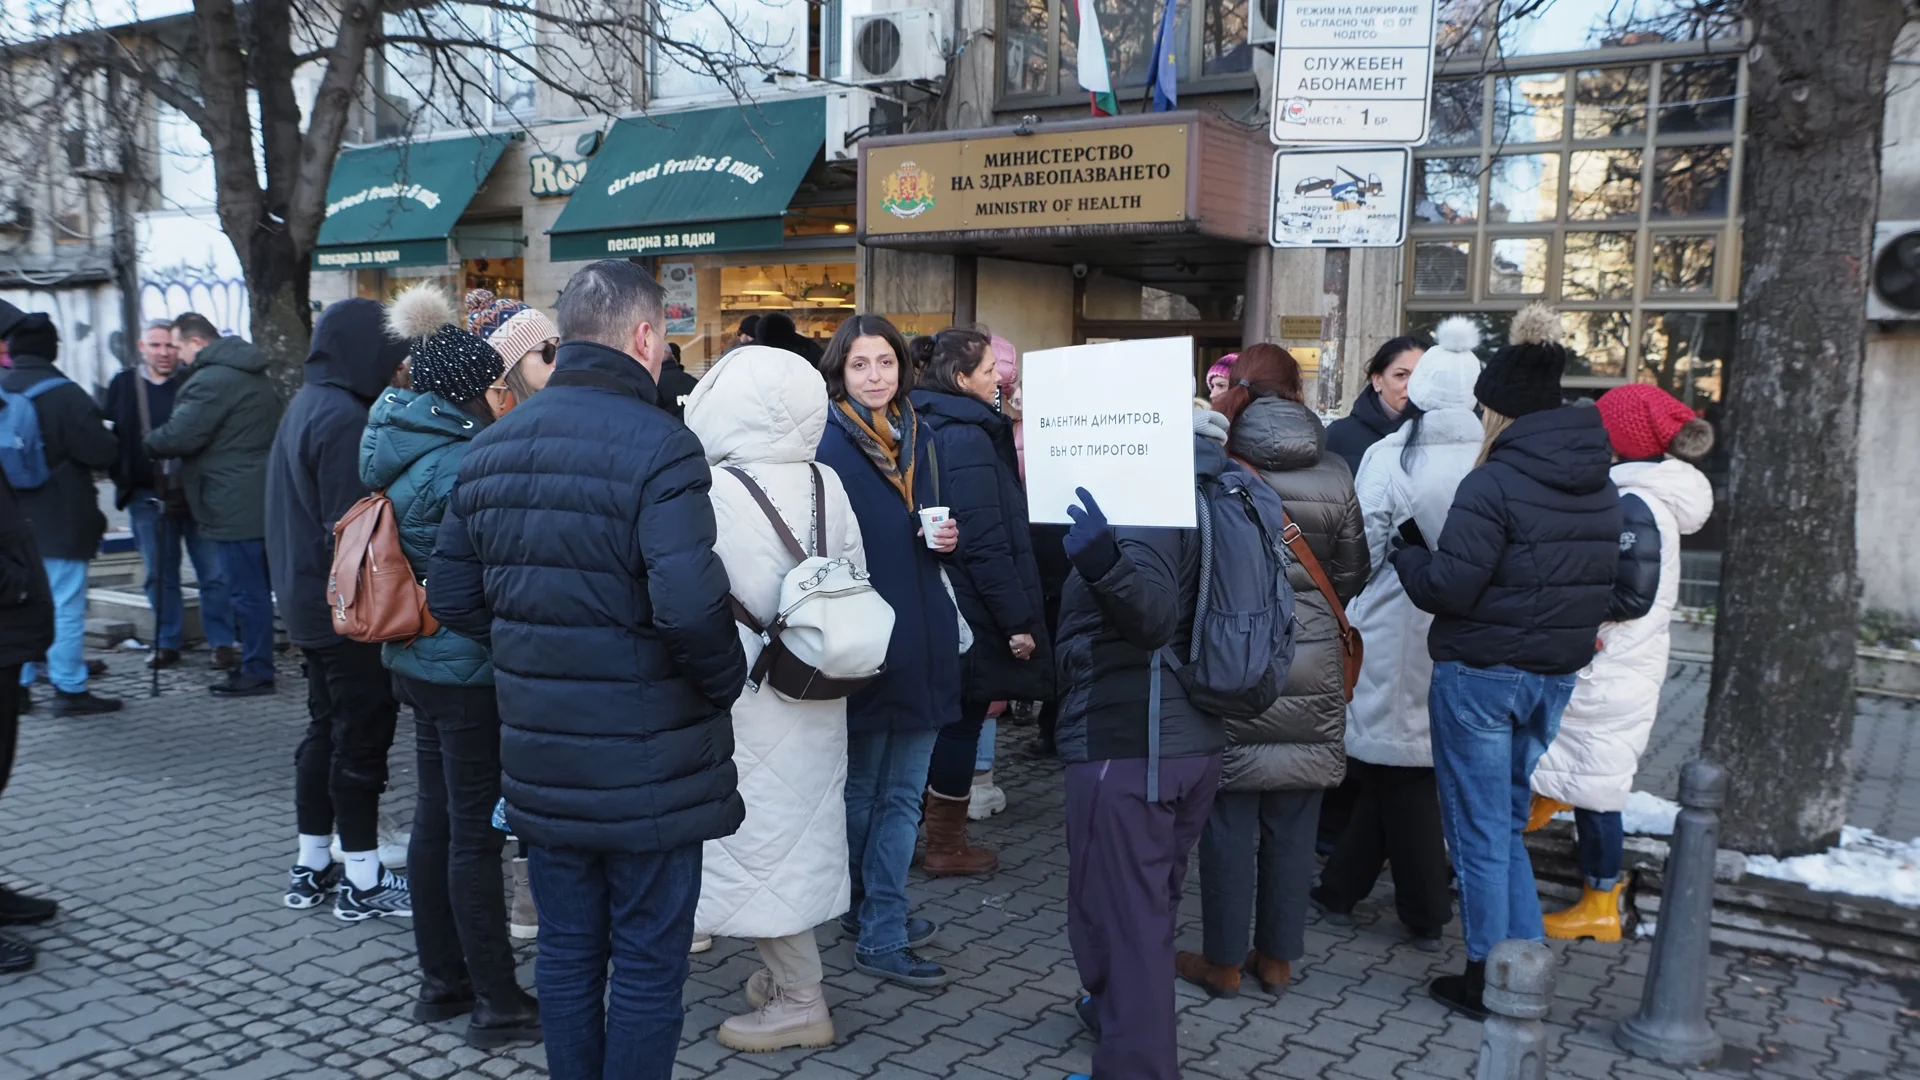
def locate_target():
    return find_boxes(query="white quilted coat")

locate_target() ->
[1343,407,1484,767]
[1532,458,1713,812]
[684,346,864,939]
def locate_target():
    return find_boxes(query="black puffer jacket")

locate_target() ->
[1394,406,1621,676]
[1609,492,1661,622]
[1,354,117,560]
[265,300,408,648]
[1054,433,1226,765]
[1325,385,1405,476]
[428,342,748,854]
[1223,398,1368,792]
[912,388,1054,702]
[0,470,53,669]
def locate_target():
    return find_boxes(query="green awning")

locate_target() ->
[312,133,517,270]
[550,97,824,262]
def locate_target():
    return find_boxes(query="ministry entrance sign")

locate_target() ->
[1268,0,1438,146]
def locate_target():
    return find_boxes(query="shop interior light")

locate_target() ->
[804,275,847,302]
[832,222,853,233]
[740,269,784,295]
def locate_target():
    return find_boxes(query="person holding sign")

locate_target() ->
[814,315,963,989]
[910,328,1054,877]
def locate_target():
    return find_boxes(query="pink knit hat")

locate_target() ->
[1208,354,1237,382]
[486,307,560,376]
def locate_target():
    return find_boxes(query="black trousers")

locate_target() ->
[928,699,991,798]
[1315,760,1454,934]
[1198,788,1322,965]
[396,675,517,1002]
[0,664,17,802]
[294,641,399,851]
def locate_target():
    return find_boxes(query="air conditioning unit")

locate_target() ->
[1248,0,1278,46]
[849,9,949,84]
[825,88,904,161]
[1870,220,1920,320]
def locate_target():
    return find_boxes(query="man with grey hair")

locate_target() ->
[430,260,746,1076]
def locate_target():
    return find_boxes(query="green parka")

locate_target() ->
[144,337,281,541]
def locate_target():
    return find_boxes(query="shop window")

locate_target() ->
[1487,237,1549,297]
[1561,310,1631,378]
[1639,310,1732,412]
[1402,310,1506,358]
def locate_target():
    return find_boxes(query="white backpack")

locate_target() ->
[724,465,896,701]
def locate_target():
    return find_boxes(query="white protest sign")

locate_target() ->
[1270,146,1411,247]
[1269,0,1437,146]
[1023,337,1197,529]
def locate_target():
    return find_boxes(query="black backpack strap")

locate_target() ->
[809,463,827,558]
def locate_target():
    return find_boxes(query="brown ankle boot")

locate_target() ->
[921,789,998,877]
[1244,951,1291,995]
[1174,951,1240,998]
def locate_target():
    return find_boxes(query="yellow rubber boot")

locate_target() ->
[1542,882,1626,943]
[1526,795,1572,833]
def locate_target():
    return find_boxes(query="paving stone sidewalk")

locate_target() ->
[0,649,1916,1080]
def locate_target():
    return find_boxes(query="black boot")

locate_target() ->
[0,885,57,926]
[0,932,35,974]
[412,976,476,1023]
[1429,959,1488,1021]
[467,988,541,1049]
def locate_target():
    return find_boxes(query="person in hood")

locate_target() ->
[1177,345,1368,999]
[265,298,410,922]
[1054,408,1227,1080]
[1391,303,1620,1020]
[361,285,539,1046]
[758,312,824,365]
[1529,384,1715,945]
[0,463,57,971]
[1326,336,1428,475]
[684,344,865,1053]
[909,328,1053,876]
[658,341,698,421]
[1314,317,1486,951]
[0,304,120,716]
[146,313,280,698]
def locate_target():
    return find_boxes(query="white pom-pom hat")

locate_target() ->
[1406,316,1482,413]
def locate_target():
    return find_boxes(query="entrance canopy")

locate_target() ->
[312,133,517,270]
[550,97,825,262]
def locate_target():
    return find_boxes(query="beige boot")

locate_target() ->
[509,858,537,941]
[743,966,775,1009]
[716,982,835,1052]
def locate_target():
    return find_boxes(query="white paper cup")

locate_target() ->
[917,506,951,548]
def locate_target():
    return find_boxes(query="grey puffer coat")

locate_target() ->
[1221,397,1369,792]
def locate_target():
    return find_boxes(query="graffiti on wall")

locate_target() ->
[138,212,250,340]
[0,284,119,394]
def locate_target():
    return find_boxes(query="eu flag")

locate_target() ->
[1146,0,1177,111]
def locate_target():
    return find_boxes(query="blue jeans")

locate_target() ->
[976,717,997,772]
[127,492,234,651]
[18,558,88,693]
[1428,661,1576,962]
[1575,809,1624,891]
[528,843,701,1080]
[845,727,936,957]
[215,540,275,681]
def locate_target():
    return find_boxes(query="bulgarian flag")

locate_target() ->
[1077,0,1117,116]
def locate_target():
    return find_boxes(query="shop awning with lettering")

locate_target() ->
[548,97,825,262]
[311,133,517,270]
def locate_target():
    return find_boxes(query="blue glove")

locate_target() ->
[1064,487,1121,581]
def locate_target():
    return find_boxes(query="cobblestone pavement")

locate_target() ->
[0,649,1917,1080]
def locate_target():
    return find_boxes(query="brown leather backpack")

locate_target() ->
[327,492,439,644]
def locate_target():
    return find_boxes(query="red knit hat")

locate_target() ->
[1596,383,1710,460]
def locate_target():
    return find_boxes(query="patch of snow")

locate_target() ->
[1745,827,1920,907]
[119,638,146,650]
[1634,917,1657,938]
[1553,790,1681,836]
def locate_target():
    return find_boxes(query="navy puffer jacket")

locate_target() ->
[911,388,1054,703]
[1393,405,1622,676]
[427,342,748,854]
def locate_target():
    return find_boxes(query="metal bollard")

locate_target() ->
[1477,939,1555,1080]
[1616,758,1726,1067]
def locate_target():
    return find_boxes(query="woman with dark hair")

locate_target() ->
[1326,336,1428,475]
[908,329,1053,876]
[814,314,963,988]
[1178,343,1368,999]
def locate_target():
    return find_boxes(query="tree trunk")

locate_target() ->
[243,228,313,401]
[1701,0,1905,857]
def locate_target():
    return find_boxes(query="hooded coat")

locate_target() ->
[265,299,409,648]
[1,352,118,560]
[685,346,864,939]
[357,388,493,687]
[657,356,698,421]
[145,337,281,542]
[1532,458,1712,811]
[1220,399,1368,792]
[1325,385,1405,476]
[0,469,54,668]
[1394,406,1622,676]
[911,387,1055,703]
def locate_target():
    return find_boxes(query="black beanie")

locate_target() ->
[0,300,25,339]
[388,284,504,403]
[6,313,58,362]
[1474,303,1565,418]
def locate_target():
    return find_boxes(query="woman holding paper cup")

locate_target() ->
[909,329,1054,876]
[815,314,963,989]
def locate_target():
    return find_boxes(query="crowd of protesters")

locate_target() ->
[0,264,1719,1079]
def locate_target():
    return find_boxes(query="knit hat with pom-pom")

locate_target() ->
[1475,303,1566,418]
[1406,316,1482,414]
[388,284,504,403]
[1596,383,1715,461]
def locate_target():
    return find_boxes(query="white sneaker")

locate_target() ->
[691,933,713,954]
[968,776,1007,821]
[329,828,410,870]
[716,982,835,1052]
